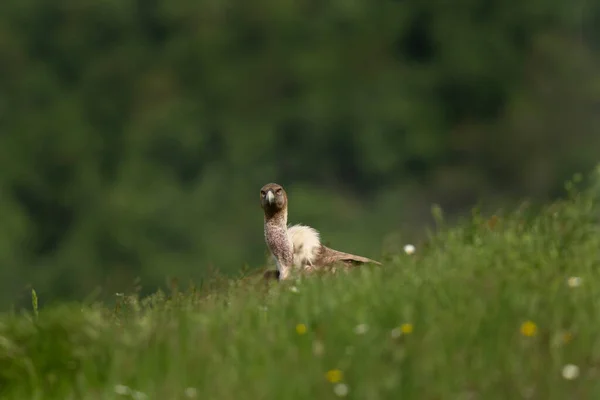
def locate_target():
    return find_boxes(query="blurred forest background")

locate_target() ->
[1,0,600,309]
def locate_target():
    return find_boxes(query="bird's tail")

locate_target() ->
[319,246,382,266]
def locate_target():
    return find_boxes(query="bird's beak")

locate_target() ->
[266,190,275,204]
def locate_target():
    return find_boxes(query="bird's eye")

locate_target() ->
[260,191,265,196]
[276,189,282,195]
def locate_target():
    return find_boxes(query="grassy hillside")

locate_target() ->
[1,173,600,399]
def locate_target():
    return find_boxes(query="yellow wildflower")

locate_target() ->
[401,323,413,334]
[296,323,307,335]
[520,321,537,337]
[563,332,573,343]
[391,323,414,338]
[326,369,343,383]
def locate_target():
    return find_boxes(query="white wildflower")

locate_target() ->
[390,327,402,339]
[354,324,369,335]
[132,391,148,400]
[312,340,325,356]
[114,384,131,395]
[567,277,582,288]
[403,244,415,255]
[333,383,349,397]
[184,387,198,398]
[562,364,580,380]
[290,286,299,293]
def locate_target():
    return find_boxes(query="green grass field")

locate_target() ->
[2,173,600,399]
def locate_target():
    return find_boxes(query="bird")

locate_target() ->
[259,182,381,281]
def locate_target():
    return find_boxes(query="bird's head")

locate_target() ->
[260,182,287,215]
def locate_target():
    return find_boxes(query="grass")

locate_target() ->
[2,173,600,399]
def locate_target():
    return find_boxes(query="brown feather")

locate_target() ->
[314,245,382,267]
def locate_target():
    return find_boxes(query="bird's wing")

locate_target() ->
[315,245,382,267]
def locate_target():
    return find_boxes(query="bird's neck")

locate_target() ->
[264,208,288,228]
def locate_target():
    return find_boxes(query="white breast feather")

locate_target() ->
[287,224,321,269]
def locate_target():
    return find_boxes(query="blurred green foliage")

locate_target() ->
[0,0,599,308]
